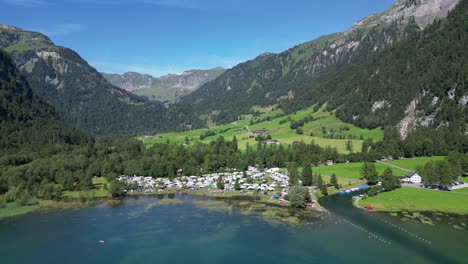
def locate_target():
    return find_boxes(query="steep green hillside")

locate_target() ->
[0,49,95,197]
[0,50,92,149]
[182,0,462,127]
[0,25,202,134]
[292,0,468,155]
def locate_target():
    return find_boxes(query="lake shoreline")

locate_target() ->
[0,190,328,220]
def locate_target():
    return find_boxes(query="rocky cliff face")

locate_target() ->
[102,67,224,103]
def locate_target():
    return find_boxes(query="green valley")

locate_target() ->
[143,105,383,153]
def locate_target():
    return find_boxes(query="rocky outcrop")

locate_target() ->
[398,99,418,140]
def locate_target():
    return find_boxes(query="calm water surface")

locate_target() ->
[1,194,466,264]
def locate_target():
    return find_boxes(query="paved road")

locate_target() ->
[402,183,468,195]
[451,183,468,190]
[401,183,425,189]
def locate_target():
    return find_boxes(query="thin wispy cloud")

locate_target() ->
[35,23,86,37]
[3,0,49,6]
[142,0,200,9]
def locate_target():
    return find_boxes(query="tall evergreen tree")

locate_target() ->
[217,176,225,190]
[301,162,313,186]
[366,163,379,185]
[288,162,299,186]
[381,168,399,191]
[234,178,241,191]
[317,174,327,196]
[330,173,339,189]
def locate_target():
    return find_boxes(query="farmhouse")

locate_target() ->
[264,139,280,145]
[144,134,156,140]
[401,172,422,183]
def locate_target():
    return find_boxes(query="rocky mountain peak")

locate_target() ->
[102,67,225,103]
[0,25,54,50]
[347,0,461,34]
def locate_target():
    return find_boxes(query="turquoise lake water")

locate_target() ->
[1,194,467,264]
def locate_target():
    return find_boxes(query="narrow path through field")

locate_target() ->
[450,191,468,196]
[376,160,412,172]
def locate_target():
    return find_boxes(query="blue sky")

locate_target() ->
[2,0,395,76]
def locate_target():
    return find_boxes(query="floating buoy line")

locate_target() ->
[375,217,432,245]
[336,217,392,245]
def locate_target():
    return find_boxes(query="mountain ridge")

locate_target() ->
[181,0,462,126]
[101,67,224,103]
[0,25,202,134]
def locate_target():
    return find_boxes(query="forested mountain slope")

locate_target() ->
[293,0,468,155]
[0,50,92,149]
[182,0,461,126]
[0,25,202,134]
[0,49,97,196]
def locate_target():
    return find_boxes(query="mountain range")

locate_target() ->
[0,0,466,148]
[102,68,224,103]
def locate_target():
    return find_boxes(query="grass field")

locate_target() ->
[453,188,468,194]
[358,187,468,214]
[382,156,445,171]
[63,177,110,198]
[143,105,383,153]
[460,177,468,183]
[313,156,445,179]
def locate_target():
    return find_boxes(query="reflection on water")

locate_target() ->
[0,194,466,264]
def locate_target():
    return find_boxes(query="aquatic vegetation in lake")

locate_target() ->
[192,200,234,214]
[193,198,323,226]
[390,211,468,229]
[157,199,184,205]
[145,203,156,211]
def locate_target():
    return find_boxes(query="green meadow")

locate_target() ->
[143,105,383,153]
[380,156,445,171]
[313,156,445,179]
[359,187,468,214]
[453,188,468,194]
[63,177,110,199]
